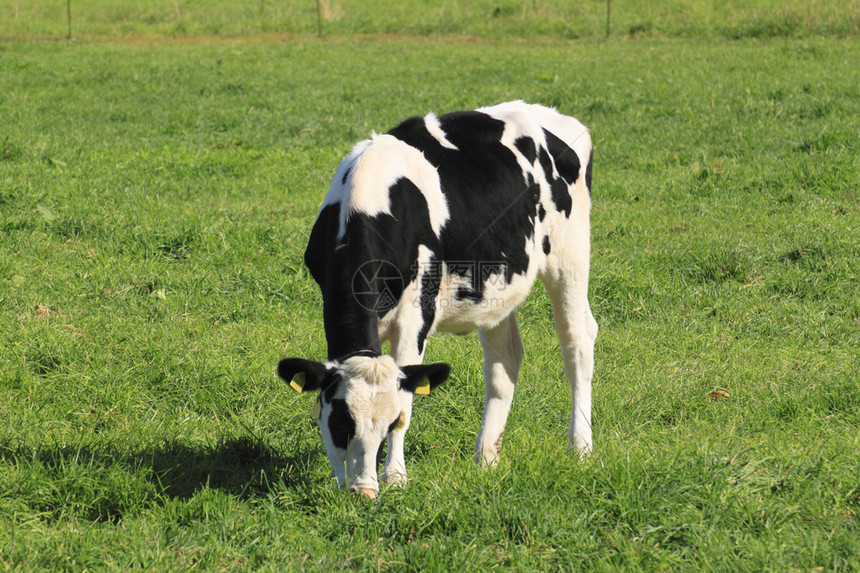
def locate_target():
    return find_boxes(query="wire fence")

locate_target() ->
[2,0,858,41]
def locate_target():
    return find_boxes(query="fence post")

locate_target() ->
[316,0,323,37]
[67,0,72,39]
[606,0,611,38]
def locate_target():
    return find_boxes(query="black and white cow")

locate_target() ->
[279,101,597,498]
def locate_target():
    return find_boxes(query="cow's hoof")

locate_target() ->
[380,471,407,487]
[568,441,593,460]
[475,450,501,468]
[351,487,377,499]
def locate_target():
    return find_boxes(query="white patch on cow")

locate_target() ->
[340,355,401,392]
[424,112,459,150]
[480,100,592,183]
[321,139,373,210]
[521,102,592,171]
[338,134,449,240]
[430,261,538,335]
[488,104,547,178]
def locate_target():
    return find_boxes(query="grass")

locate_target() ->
[2,0,859,40]
[1,9,859,572]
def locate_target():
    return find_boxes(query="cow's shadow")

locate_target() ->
[139,436,323,499]
[2,435,324,503]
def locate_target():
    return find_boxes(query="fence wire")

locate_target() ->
[2,1,858,40]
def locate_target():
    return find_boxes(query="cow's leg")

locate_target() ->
[543,273,598,456]
[380,328,424,486]
[380,248,439,485]
[379,388,414,485]
[475,313,524,466]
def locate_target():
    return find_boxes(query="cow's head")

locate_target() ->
[278,354,450,497]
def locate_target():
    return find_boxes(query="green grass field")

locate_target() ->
[1,4,859,570]
[3,0,859,40]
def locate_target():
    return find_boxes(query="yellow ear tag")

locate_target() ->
[289,372,306,393]
[414,377,431,396]
[311,398,321,420]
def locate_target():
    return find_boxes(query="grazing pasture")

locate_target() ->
[2,0,858,39]
[1,8,858,570]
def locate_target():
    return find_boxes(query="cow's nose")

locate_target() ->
[351,487,377,499]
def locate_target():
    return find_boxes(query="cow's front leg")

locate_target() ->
[475,313,524,466]
[380,389,414,486]
[380,321,425,486]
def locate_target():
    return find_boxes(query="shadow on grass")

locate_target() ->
[0,435,325,512]
[142,436,323,499]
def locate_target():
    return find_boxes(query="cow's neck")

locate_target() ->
[322,286,382,360]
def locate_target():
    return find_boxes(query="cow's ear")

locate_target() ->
[400,363,451,395]
[278,358,330,393]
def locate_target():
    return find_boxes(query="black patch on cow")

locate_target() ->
[585,149,593,197]
[514,136,537,165]
[304,204,340,287]
[438,111,508,148]
[385,115,441,156]
[537,147,563,216]
[543,129,581,184]
[529,180,542,202]
[542,236,551,255]
[328,398,355,450]
[537,129,582,219]
[537,146,571,219]
[454,283,483,304]
[551,175,572,218]
[416,257,440,354]
[388,111,537,304]
[305,175,439,359]
[537,203,546,222]
[322,378,339,403]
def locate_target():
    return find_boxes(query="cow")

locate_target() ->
[278,101,596,498]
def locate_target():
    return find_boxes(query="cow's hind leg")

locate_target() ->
[543,274,598,456]
[475,313,524,466]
